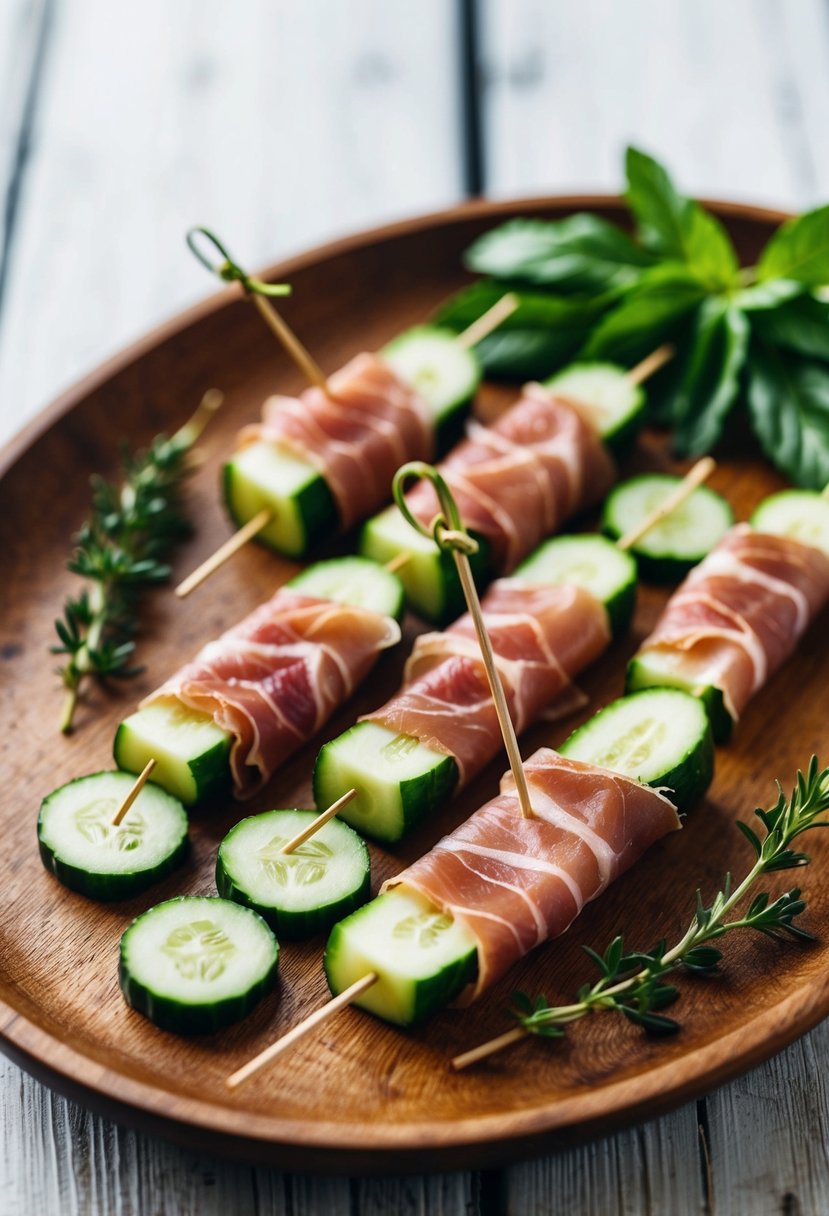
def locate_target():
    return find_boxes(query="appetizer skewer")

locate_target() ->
[361,346,673,622]
[627,488,829,740]
[114,556,405,805]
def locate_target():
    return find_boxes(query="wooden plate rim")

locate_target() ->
[0,192,812,1171]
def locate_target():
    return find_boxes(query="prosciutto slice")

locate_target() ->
[363,581,610,785]
[404,383,615,571]
[238,353,433,529]
[636,525,829,720]
[386,749,680,1002]
[142,589,400,799]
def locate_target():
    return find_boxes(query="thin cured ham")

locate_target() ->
[385,749,680,1002]
[404,383,615,571]
[362,581,610,785]
[238,353,433,529]
[143,589,400,798]
[636,525,829,720]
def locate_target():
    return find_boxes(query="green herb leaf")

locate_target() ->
[580,264,706,364]
[751,293,829,361]
[464,215,653,293]
[757,202,829,286]
[747,345,829,489]
[437,280,609,379]
[672,298,750,455]
[625,147,739,289]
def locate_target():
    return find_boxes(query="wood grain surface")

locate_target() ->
[1,196,827,1175]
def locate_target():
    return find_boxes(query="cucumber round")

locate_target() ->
[286,556,404,621]
[324,888,477,1026]
[38,771,189,901]
[750,490,829,559]
[514,533,637,637]
[559,688,714,813]
[544,361,645,452]
[114,700,232,808]
[602,473,734,582]
[314,722,459,844]
[223,440,338,558]
[360,504,491,625]
[216,809,370,938]
[119,896,279,1035]
[625,651,734,744]
[381,325,481,450]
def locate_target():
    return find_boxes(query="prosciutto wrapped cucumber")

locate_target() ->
[361,363,643,622]
[325,688,711,1027]
[225,332,481,557]
[627,491,829,741]
[114,557,404,805]
[315,533,636,842]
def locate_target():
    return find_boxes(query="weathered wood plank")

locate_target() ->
[503,1103,707,1215]
[0,0,464,448]
[479,0,829,210]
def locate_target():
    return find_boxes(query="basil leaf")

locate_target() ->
[580,264,706,364]
[464,215,653,293]
[757,203,829,286]
[672,299,749,456]
[625,146,739,289]
[437,281,609,379]
[747,346,829,489]
[732,279,803,312]
[751,294,829,361]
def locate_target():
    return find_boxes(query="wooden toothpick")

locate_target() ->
[279,789,358,856]
[112,760,156,827]
[451,1026,528,1071]
[454,293,519,350]
[187,227,330,395]
[174,508,271,598]
[226,972,379,1090]
[383,550,411,575]
[616,457,716,552]
[393,463,534,820]
[626,343,675,386]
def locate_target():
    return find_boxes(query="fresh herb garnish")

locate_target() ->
[438,147,829,488]
[511,758,829,1042]
[53,392,221,733]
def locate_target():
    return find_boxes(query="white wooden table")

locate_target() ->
[2,2,829,1210]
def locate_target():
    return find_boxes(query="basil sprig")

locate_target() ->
[439,147,829,489]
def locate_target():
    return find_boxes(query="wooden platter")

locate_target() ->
[1,196,827,1174]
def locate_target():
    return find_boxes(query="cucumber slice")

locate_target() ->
[119,896,279,1035]
[625,651,734,744]
[38,771,189,901]
[287,556,404,621]
[360,504,491,624]
[223,440,338,558]
[514,534,637,637]
[602,474,734,582]
[216,809,370,938]
[750,490,829,559]
[114,701,232,807]
[381,326,481,450]
[559,688,714,812]
[324,887,477,1026]
[545,362,645,452]
[314,722,459,844]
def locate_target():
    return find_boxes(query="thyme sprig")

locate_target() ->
[513,758,829,1041]
[53,391,221,733]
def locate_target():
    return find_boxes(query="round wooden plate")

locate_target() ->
[1,196,827,1174]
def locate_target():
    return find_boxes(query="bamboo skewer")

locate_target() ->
[226,973,379,1090]
[383,550,411,574]
[174,508,271,598]
[111,760,156,827]
[626,343,674,386]
[616,457,716,551]
[249,294,331,395]
[451,1026,527,1071]
[279,788,358,856]
[454,292,519,349]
